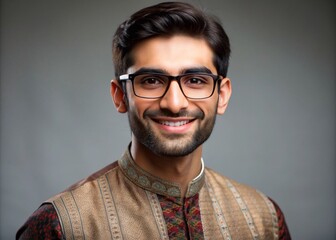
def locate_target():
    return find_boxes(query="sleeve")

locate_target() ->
[269,198,292,240]
[16,203,64,240]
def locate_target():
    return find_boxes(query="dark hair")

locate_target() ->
[112,2,230,78]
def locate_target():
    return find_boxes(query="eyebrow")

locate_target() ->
[182,67,213,74]
[132,67,213,75]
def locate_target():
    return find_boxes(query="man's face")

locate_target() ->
[121,35,230,157]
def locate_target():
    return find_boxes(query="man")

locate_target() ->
[17,2,291,239]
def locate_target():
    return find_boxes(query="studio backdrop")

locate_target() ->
[1,0,335,239]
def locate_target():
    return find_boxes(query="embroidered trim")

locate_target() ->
[226,179,259,240]
[146,191,169,240]
[257,190,279,240]
[98,175,123,240]
[62,192,85,239]
[52,197,72,239]
[119,149,205,197]
[205,179,232,240]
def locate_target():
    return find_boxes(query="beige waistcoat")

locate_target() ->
[47,150,279,239]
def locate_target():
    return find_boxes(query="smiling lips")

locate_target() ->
[151,117,196,134]
[159,120,190,127]
[151,117,195,129]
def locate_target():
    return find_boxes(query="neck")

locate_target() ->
[130,139,203,197]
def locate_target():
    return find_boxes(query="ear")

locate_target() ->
[110,79,128,113]
[217,77,232,115]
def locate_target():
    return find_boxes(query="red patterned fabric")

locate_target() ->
[184,194,203,238]
[157,194,204,239]
[16,204,63,240]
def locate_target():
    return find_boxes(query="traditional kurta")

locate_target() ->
[17,148,291,239]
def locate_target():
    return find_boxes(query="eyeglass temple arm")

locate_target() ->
[119,74,129,81]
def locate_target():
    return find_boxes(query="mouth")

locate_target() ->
[145,110,202,129]
[158,120,190,127]
[149,117,196,134]
[151,117,195,127]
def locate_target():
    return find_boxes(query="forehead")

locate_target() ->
[128,35,216,75]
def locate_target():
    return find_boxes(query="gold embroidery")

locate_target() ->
[205,179,232,240]
[60,192,85,239]
[146,191,169,240]
[257,190,279,240]
[118,150,205,198]
[98,175,123,240]
[226,179,259,240]
[52,196,73,239]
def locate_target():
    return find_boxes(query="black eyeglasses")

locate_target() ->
[119,72,222,99]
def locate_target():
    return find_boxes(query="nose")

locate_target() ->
[159,81,188,113]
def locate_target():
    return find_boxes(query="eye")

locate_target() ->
[136,75,166,89]
[183,75,210,88]
[142,77,162,85]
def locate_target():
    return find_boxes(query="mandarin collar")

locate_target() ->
[118,147,205,198]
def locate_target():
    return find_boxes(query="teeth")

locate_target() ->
[160,120,189,127]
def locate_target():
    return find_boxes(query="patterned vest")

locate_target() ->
[47,150,279,239]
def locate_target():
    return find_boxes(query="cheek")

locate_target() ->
[128,98,154,119]
[198,98,218,116]
[125,84,140,113]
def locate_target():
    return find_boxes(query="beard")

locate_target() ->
[127,107,217,157]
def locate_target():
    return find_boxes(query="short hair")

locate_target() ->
[112,1,230,78]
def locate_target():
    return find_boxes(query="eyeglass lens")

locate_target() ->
[132,74,216,99]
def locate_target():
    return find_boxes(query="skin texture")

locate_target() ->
[111,35,231,196]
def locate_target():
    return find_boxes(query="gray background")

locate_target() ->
[1,0,335,239]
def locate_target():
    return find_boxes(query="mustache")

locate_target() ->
[144,109,204,119]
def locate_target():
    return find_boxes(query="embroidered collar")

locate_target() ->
[118,147,205,198]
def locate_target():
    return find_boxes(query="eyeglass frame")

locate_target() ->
[118,72,223,99]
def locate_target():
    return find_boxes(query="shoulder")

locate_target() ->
[48,160,120,202]
[16,204,63,240]
[17,161,121,239]
[205,167,259,194]
[205,167,292,240]
[65,160,120,192]
[205,167,277,212]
